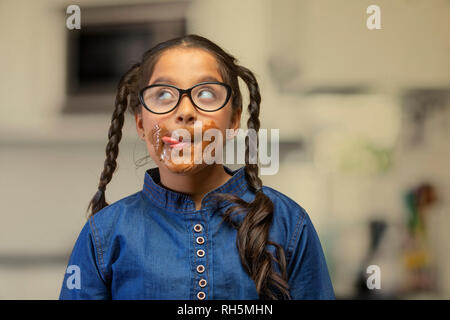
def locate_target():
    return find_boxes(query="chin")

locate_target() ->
[162,160,206,175]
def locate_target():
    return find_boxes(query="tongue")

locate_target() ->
[162,136,180,144]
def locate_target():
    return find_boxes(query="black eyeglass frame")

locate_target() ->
[138,81,232,114]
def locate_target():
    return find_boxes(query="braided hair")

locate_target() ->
[86,34,291,300]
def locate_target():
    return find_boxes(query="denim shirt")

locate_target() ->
[59,165,335,300]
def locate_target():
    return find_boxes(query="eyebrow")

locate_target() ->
[150,75,222,86]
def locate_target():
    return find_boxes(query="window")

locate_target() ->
[63,1,189,114]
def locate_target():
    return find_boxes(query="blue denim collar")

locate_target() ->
[142,165,248,212]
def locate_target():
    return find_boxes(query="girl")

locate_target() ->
[59,34,335,300]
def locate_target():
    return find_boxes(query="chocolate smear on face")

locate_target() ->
[149,119,222,174]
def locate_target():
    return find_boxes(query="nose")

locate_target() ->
[174,93,197,125]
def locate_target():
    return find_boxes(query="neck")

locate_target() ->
[158,164,232,210]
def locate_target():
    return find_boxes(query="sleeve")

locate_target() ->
[286,210,335,300]
[59,218,111,300]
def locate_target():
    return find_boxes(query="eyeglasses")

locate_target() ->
[138,81,232,114]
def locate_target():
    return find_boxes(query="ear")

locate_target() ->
[227,108,242,140]
[230,108,242,131]
[135,112,145,140]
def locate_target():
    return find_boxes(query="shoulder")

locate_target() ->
[87,191,145,244]
[261,185,308,223]
[260,185,310,253]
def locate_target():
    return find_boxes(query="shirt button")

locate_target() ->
[194,224,203,232]
[196,236,205,245]
[197,249,205,257]
[196,264,205,273]
[199,278,207,288]
[197,291,206,300]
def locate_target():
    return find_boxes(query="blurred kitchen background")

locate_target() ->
[1,0,449,299]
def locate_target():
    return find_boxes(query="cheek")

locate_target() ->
[211,107,232,128]
[217,110,236,140]
[140,116,163,155]
[199,117,230,146]
[146,122,164,156]
[149,123,160,145]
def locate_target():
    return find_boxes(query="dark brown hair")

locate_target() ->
[86,34,291,300]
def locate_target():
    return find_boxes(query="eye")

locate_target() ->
[198,89,215,100]
[158,90,174,100]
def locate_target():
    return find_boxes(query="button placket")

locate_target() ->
[193,222,208,299]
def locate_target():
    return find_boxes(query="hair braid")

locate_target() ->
[86,63,140,217]
[237,65,263,192]
[230,64,291,299]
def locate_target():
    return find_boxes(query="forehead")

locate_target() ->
[147,48,223,86]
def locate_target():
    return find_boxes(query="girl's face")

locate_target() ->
[135,47,241,175]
